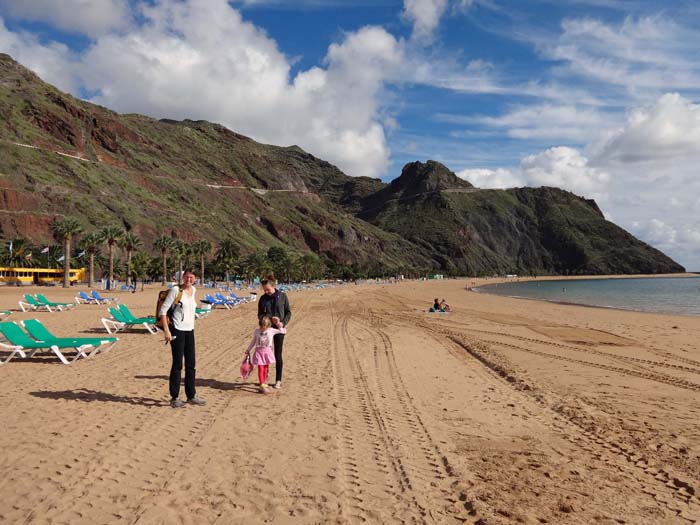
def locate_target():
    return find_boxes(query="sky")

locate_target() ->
[1,0,699,269]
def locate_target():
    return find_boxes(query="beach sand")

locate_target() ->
[0,279,698,524]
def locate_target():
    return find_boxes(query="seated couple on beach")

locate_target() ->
[429,298,450,313]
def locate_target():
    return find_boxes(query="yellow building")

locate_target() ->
[0,267,86,286]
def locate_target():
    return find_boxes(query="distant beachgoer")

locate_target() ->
[257,273,291,389]
[430,298,443,312]
[439,298,451,312]
[245,316,286,394]
[160,269,206,408]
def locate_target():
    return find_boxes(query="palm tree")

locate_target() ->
[79,232,103,288]
[130,251,153,291]
[99,226,123,288]
[191,240,212,284]
[154,235,174,285]
[52,217,83,288]
[215,239,239,289]
[170,239,186,281]
[120,232,142,287]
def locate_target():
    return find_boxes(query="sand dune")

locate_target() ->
[0,280,698,524]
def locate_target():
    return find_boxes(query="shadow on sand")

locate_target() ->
[30,389,168,407]
[134,375,261,394]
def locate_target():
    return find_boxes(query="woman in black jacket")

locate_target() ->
[258,273,291,389]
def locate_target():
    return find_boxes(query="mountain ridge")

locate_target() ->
[0,54,685,275]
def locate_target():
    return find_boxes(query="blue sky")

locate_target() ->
[1,0,699,268]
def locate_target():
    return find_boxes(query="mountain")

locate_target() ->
[0,53,429,270]
[0,54,685,275]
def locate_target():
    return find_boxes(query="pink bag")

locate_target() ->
[240,353,254,380]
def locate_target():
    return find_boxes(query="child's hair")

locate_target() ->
[260,273,276,286]
[434,298,439,302]
[259,316,272,329]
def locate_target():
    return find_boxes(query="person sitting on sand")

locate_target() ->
[439,298,451,312]
[244,316,286,394]
[430,298,443,312]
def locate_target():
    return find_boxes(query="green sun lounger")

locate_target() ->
[101,307,158,334]
[35,294,76,310]
[0,321,97,365]
[19,294,53,312]
[21,319,118,358]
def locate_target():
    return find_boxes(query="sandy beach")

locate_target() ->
[0,278,698,524]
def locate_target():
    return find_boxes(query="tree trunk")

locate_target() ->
[161,250,167,286]
[88,252,95,288]
[108,243,114,284]
[63,238,70,288]
[126,249,132,287]
[200,254,205,285]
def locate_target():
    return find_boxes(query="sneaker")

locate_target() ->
[187,396,206,406]
[170,398,185,408]
[259,385,270,394]
[273,381,282,389]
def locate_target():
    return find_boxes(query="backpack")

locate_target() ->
[155,287,183,330]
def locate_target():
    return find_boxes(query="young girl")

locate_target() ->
[245,316,286,394]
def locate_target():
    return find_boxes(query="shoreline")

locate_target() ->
[468,273,700,318]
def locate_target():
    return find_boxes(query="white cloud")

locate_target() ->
[520,146,609,196]
[72,0,403,179]
[543,16,700,96]
[456,167,523,188]
[402,0,449,43]
[457,146,609,196]
[0,18,79,92]
[0,0,132,38]
[443,103,610,142]
[595,93,700,162]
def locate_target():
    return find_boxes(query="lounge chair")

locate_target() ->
[101,307,158,334]
[195,307,211,319]
[202,294,231,309]
[36,294,76,310]
[19,294,53,312]
[76,291,99,304]
[0,311,10,320]
[228,291,252,303]
[92,290,119,304]
[215,292,240,306]
[0,321,96,365]
[118,304,157,324]
[21,319,118,358]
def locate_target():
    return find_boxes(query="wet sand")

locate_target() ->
[0,279,698,524]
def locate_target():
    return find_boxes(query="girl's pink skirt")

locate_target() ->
[252,346,275,365]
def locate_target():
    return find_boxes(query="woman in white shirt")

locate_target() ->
[160,269,205,408]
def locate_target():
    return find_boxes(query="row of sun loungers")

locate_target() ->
[100,304,211,334]
[18,294,77,313]
[201,292,253,309]
[75,290,120,304]
[0,320,118,365]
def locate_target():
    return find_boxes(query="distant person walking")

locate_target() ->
[258,274,291,389]
[160,269,206,408]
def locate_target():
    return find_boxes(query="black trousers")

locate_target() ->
[273,333,285,382]
[169,328,196,400]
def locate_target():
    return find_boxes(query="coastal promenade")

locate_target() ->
[0,279,698,524]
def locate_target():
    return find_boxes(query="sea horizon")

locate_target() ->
[474,275,700,317]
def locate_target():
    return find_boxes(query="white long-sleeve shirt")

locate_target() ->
[159,285,197,331]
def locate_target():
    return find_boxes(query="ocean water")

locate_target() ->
[475,276,700,316]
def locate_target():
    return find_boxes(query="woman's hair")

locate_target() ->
[260,273,276,286]
[259,316,272,328]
